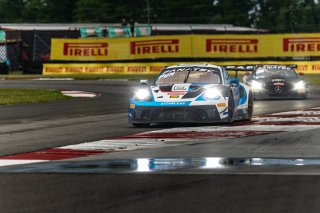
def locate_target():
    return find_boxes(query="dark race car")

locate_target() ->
[128,64,254,127]
[243,65,308,100]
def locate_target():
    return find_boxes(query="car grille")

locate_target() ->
[266,82,291,96]
[134,106,220,122]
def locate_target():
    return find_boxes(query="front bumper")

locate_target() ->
[129,105,223,124]
[253,86,308,99]
[253,91,308,99]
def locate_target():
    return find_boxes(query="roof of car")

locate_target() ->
[166,64,222,69]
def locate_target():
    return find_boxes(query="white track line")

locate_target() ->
[0,160,47,167]
[61,91,97,98]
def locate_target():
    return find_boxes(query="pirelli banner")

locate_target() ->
[51,35,191,61]
[196,34,320,58]
[43,61,320,75]
[50,33,320,61]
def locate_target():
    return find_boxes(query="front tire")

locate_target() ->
[244,92,253,121]
[226,93,235,123]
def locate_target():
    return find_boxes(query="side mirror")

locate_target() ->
[140,80,149,86]
[230,78,239,86]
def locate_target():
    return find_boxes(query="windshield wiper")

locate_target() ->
[183,70,191,83]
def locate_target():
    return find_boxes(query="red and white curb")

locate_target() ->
[1,107,320,167]
[61,91,98,98]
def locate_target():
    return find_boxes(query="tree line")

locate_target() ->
[0,0,320,32]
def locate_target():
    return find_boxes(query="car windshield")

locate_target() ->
[154,67,221,85]
[255,66,297,77]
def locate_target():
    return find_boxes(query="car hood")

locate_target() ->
[151,83,222,102]
[255,75,303,83]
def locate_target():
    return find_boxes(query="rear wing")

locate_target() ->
[255,64,297,69]
[224,64,297,70]
[224,64,298,78]
[224,65,255,78]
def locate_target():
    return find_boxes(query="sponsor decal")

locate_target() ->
[274,86,283,93]
[150,66,164,72]
[106,67,125,72]
[283,37,320,52]
[168,92,187,95]
[297,65,308,71]
[128,66,147,72]
[264,65,289,70]
[65,67,83,73]
[206,39,258,53]
[160,102,187,106]
[217,103,226,108]
[130,39,179,55]
[172,84,189,91]
[85,67,104,73]
[63,43,108,56]
[45,67,63,73]
[312,64,320,71]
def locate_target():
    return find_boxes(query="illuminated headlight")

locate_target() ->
[294,81,306,90]
[251,80,263,90]
[204,88,222,99]
[134,89,150,100]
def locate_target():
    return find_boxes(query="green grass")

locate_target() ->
[0,73,158,81]
[301,74,320,85]
[0,88,72,105]
[1,72,320,84]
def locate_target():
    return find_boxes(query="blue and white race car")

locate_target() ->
[128,64,253,127]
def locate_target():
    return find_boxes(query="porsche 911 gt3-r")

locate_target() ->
[128,64,253,127]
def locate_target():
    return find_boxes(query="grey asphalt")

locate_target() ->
[0,80,320,156]
[1,173,320,213]
[1,80,320,213]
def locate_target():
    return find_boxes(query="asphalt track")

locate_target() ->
[1,80,320,212]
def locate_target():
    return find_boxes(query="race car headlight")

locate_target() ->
[204,88,222,99]
[294,81,306,90]
[251,80,263,90]
[134,88,150,100]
